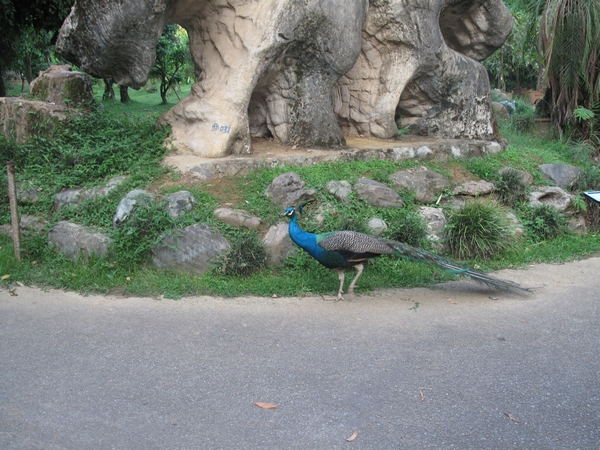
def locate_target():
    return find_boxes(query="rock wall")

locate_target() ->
[56,0,512,158]
[334,0,512,140]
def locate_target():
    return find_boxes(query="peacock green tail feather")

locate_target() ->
[383,239,528,294]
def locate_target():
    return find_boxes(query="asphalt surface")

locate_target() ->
[1,258,599,449]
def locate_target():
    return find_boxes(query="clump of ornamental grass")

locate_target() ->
[445,200,514,260]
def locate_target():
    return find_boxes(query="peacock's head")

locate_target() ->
[283,206,296,219]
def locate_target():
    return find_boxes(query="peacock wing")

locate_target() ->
[317,231,394,255]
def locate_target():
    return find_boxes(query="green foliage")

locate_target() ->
[511,97,537,132]
[215,231,267,277]
[519,204,568,241]
[535,0,600,135]
[495,168,528,207]
[483,5,539,91]
[111,201,174,267]
[445,201,514,260]
[150,25,191,105]
[384,210,428,248]
[570,164,600,192]
[0,109,170,224]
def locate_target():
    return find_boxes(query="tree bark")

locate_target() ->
[0,73,6,97]
[24,55,33,84]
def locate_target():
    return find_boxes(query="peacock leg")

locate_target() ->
[347,264,364,296]
[334,268,345,300]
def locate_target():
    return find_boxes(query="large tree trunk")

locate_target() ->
[119,85,131,103]
[24,55,33,84]
[0,72,6,97]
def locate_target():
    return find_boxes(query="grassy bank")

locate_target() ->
[1,88,599,298]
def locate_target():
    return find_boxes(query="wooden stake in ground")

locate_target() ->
[7,161,21,261]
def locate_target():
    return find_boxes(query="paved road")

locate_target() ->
[1,258,599,449]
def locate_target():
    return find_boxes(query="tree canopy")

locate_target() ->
[0,0,73,96]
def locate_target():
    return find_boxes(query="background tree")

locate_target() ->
[0,0,73,96]
[484,2,539,92]
[150,25,190,105]
[535,0,600,140]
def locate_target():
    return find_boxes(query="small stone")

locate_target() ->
[367,218,388,236]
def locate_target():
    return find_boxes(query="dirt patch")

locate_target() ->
[446,163,479,184]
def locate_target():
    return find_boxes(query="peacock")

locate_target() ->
[283,205,528,299]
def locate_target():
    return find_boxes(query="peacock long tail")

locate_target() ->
[384,238,529,294]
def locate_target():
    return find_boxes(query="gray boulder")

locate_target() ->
[29,65,95,108]
[529,186,574,211]
[113,189,155,227]
[151,224,230,274]
[262,223,296,266]
[0,97,70,143]
[54,175,128,209]
[492,102,509,119]
[568,217,587,235]
[165,190,195,218]
[538,164,583,188]
[213,207,261,229]
[453,180,496,196]
[326,180,352,203]
[389,166,450,204]
[418,206,447,252]
[354,178,404,208]
[505,211,525,239]
[264,172,317,207]
[0,215,47,239]
[48,221,112,261]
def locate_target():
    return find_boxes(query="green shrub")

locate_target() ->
[520,204,567,242]
[112,202,175,267]
[445,201,513,260]
[495,169,528,207]
[385,211,428,248]
[570,164,600,192]
[215,231,266,277]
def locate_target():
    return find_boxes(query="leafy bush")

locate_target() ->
[215,231,266,277]
[495,168,528,207]
[520,204,567,242]
[511,98,536,132]
[570,164,600,192]
[385,210,428,248]
[445,201,513,260]
[112,202,175,267]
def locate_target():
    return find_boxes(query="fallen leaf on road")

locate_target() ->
[346,429,358,442]
[254,402,277,409]
[503,412,522,423]
[450,301,457,304]
[16,281,24,287]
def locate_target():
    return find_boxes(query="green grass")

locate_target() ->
[2,87,600,298]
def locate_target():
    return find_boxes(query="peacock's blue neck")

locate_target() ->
[288,214,324,258]
[288,213,313,246]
